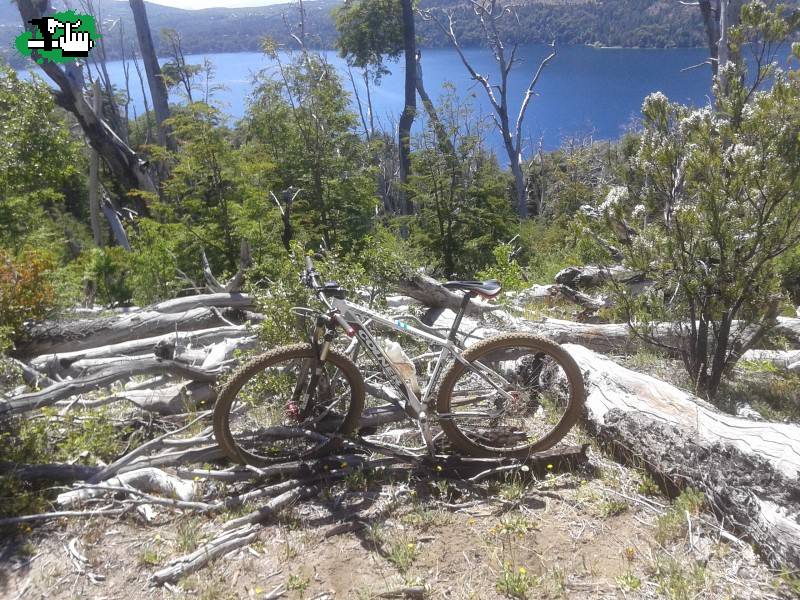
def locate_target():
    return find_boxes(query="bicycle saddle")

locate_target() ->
[443,279,502,298]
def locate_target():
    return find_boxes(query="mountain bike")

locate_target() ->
[213,256,585,466]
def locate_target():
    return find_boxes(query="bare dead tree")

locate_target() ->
[423,1,555,219]
[129,0,175,150]
[15,0,157,204]
[131,48,154,145]
[398,0,417,216]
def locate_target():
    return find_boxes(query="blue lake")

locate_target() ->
[71,45,716,151]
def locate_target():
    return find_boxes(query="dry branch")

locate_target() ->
[149,485,319,585]
[396,274,501,316]
[18,306,254,357]
[28,325,249,370]
[57,467,199,508]
[1,359,220,415]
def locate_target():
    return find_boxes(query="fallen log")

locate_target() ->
[396,274,502,316]
[118,381,217,415]
[432,310,800,354]
[57,467,199,508]
[28,325,249,370]
[740,349,800,373]
[148,292,254,314]
[565,343,800,570]
[1,359,220,415]
[18,306,254,357]
[0,461,102,483]
[554,265,644,289]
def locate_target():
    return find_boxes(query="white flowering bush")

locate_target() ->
[596,5,800,400]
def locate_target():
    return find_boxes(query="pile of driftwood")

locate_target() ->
[2,270,800,584]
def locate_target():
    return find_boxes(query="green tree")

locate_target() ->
[334,0,417,214]
[604,21,800,400]
[407,87,515,277]
[243,48,376,251]
[0,66,86,256]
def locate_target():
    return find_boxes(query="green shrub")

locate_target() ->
[0,249,57,342]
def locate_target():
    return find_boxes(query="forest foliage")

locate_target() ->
[0,1,799,404]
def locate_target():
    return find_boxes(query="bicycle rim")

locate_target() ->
[437,334,584,458]
[214,344,364,465]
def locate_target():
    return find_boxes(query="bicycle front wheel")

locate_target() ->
[436,334,585,459]
[213,343,365,466]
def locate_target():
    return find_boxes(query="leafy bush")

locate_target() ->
[478,243,527,292]
[84,247,134,307]
[0,250,57,343]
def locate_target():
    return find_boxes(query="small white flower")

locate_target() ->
[600,186,628,211]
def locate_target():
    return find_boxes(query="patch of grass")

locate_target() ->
[386,536,419,574]
[599,498,629,518]
[343,467,369,492]
[655,487,704,545]
[718,370,800,421]
[496,472,529,502]
[651,557,706,600]
[492,513,539,537]
[738,360,781,374]
[637,472,661,496]
[776,568,800,596]
[616,571,642,591]
[495,563,540,599]
[287,573,310,592]
[625,348,662,369]
[139,546,161,566]
[175,517,203,553]
[547,566,567,598]
[400,507,453,531]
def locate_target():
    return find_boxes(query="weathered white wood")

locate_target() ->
[148,293,254,314]
[119,381,216,415]
[565,344,800,479]
[18,307,251,357]
[430,310,800,354]
[201,336,258,369]
[29,326,248,370]
[1,359,220,415]
[57,467,198,508]
[564,344,800,570]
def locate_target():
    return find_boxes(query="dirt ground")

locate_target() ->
[2,446,795,600]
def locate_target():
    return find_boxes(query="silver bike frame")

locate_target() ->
[329,297,516,456]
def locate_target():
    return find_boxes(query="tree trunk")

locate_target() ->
[16,1,157,202]
[567,344,800,571]
[415,51,454,157]
[89,80,103,247]
[398,0,416,215]
[129,0,174,150]
[17,306,256,357]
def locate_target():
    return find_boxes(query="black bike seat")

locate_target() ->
[442,279,502,298]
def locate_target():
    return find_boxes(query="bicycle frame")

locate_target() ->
[333,297,457,417]
[326,296,516,456]
[301,257,513,456]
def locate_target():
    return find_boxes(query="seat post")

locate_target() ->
[448,292,475,342]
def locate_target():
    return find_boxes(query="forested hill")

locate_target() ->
[1,0,706,67]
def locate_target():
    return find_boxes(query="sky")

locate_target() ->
[142,0,293,8]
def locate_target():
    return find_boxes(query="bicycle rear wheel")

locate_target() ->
[213,343,365,466]
[436,334,585,459]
